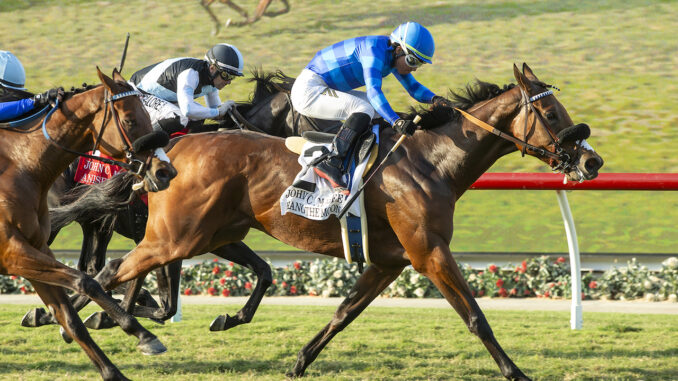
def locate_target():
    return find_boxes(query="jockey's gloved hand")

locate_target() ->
[432,95,452,108]
[33,87,64,108]
[217,100,236,118]
[393,118,417,136]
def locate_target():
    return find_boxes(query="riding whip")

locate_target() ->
[118,33,131,73]
[337,115,421,219]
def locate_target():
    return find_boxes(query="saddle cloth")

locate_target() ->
[73,150,125,185]
[280,125,379,221]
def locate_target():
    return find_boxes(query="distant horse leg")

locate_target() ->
[10,241,166,356]
[288,265,403,378]
[200,0,221,35]
[30,281,129,381]
[209,242,272,331]
[263,0,290,17]
[413,243,530,381]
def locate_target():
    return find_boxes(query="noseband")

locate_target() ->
[41,88,150,177]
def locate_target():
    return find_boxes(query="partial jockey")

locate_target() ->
[129,43,244,136]
[0,51,63,122]
[290,22,450,194]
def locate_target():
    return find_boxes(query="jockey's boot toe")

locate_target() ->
[314,160,348,194]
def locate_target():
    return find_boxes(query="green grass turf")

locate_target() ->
[0,304,676,380]
[3,0,677,254]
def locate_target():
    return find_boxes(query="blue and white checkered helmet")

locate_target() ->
[0,51,27,90]
[390,22,435,64]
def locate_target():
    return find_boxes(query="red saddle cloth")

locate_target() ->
[73,151,125,185]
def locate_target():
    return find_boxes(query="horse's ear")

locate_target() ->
[97,66,117,93]
[513,63,530,90]
[111,68,127,83]
[522,63,539,82]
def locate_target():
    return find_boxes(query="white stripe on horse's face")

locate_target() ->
[578,139,594,152]
[154,147,171,163]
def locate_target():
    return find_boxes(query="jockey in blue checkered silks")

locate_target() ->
[290,22,450,194]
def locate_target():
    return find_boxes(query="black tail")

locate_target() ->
[49,172,137,235]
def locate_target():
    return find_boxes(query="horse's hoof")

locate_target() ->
[21,308,44,327]
[137,337,167,356]
[84,312,118,330]
[60,326,74,344]
[149,317,165,325]
[209,315,226,331]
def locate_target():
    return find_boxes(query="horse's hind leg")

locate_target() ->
[209,242,272,331]
[30,281,129,381]
[411,243,530,381]
[10,242,166,356]
[288,264,402,378]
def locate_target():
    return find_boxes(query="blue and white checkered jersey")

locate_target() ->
[305,36,435,125]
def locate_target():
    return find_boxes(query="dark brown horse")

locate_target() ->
[0,68,177,380]
[59,63,603,379]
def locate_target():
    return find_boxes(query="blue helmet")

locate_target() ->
[390,22,435,64]
[0,51,26,90]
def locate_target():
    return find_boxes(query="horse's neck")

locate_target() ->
[24,87,103,188]
[423,89,521,196]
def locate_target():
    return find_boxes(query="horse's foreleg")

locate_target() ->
[30,281,129,381]
[209,242,272,331]
[288,264,403,378]
[413,243,530,381]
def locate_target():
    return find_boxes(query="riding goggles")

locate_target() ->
[218,70,237,81]
[404,53,424,68]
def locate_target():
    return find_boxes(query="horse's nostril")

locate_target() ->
[155,169,170,182]
[585,157,603,172]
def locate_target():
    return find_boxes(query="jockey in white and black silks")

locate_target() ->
[129,43,244,137]
[290,22,451,195]
[0,51,63,122]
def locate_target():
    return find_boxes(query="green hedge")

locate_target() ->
[2,256,677,302]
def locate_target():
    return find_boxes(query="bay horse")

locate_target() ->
[59,63,602,379]
[0,68,177,381]
[21,69,339,331]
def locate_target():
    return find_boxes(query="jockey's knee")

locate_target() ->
[153,115,184,135]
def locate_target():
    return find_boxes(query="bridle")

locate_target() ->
[455,84,585,178]
[41,86,150,178]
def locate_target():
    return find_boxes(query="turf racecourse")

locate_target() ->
[0,303,676,380]
[2,0,677,255]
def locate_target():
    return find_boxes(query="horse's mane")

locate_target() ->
[248,68,295,105]
[62,83,100,101]
[410,80,516,130]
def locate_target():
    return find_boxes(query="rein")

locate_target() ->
[41,89,144,172]
[455,86,581,174]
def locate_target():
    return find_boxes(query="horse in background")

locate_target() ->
[0,68,176,380]
[25,69,333,330]
[201,0,290,34]
[53,63,602,380]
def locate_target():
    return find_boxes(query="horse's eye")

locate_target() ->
[546,112,558,122]
[124,119,136,128]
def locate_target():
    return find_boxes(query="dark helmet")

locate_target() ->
[205,43,244,77]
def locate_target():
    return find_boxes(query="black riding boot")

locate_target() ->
[313,112,371,195]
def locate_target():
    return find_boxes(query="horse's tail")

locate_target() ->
[49,172,137,234]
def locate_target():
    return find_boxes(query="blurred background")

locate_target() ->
[2,0,677,255]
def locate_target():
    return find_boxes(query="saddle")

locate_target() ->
[283,127,380,271]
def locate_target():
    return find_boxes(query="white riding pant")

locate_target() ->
[290,69,375,121]
[139,93,189,127]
